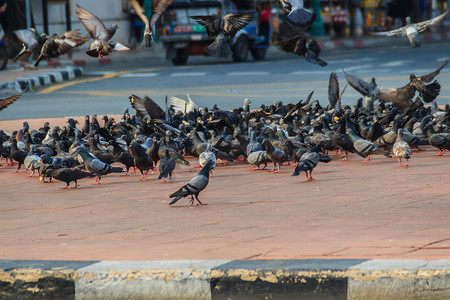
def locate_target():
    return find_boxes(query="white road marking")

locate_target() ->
[171,72,208,76]
[380,60,413,67]
[342,64,374,71]
[119,73,159,77]
[227,71,270,76]
[86,71,115,76]
[289,70,330,75]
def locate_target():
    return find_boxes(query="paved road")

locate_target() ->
[2,43,449,120]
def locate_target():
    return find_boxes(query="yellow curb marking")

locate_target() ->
[38,71,132,94]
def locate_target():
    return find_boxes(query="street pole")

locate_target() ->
[310,0,326,36]
[25,0,32,29]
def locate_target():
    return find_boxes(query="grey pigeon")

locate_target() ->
[75,148,124,184]
[278,36,327,67]
[292,141,324,181]
[276,0,316,29]
[76,4,130,58]
[262,139,286,173]
[127,0,174,48]
[169,160,214,206]
[34,30,87,67]
[368,10,449,47]
[246,130,263,156]
[393,129,411,167]
[14,28,47,60]
[158,149,176,182]
[191,12,255,58]
[247,150,269,170]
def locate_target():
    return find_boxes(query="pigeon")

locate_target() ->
[10,138,28,173]
[169,160,214,206]
[127,0,174,48]
[328,72,339,109]
[246,130,263,156]
[76,4,130,58]
[199,144,216,171]
[262,139,286,173]
[0,90,26,112]
[191,12,255,58]
[109,140,135,175]
[276,0,316,29]
[128,141,154,180]
[34,29,87,67]
[424,124,450,156]
[393,129,411,167]
[344,64,445,112]
[277,36,327,67]
[347,128,390,163]
[158,149,176,182]
[74,148,124,184]
[42,168,94,189]
[39,154,78,169]
[24,146,41,177]
[292,141,324,181]
[247,150,270,170]
[368,10,449,47]
[13,28,47,60]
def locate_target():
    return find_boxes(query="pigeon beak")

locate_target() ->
[333,116,339,122]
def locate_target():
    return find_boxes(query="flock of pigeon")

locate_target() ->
[1,2,450,205]
[1,58,449,205]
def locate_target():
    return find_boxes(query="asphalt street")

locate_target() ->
[2,43,450,120]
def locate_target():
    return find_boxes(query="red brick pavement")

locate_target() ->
[0,117,449,261]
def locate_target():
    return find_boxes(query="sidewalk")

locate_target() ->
[1,116,449,298]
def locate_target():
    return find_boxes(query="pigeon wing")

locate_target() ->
[191,15,221,37]
[150,0,174,27]
[328,72,339,109]
[14,28,38,47]
[128,0,150,30]
[367,26,407,37]
[0,93,23,111]
[222,11,255,38]
[343,71,371,97]
[169,95,198,114]
[307,39,322,56]
[277,35,307,56]
[75,4,109,40]
[415,10,449,33]
[417,60,447,83]
[130,94,165,120]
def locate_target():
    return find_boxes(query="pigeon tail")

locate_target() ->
[168,195,183,205]
[141,32,154,48]
[305,51,328,67]
[420,81,440,103]
[110,166,124,173]
[34,54,43,67]
[206,36,232,58]
[286,8,316,29]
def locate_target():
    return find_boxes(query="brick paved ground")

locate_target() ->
[0,117,449,261]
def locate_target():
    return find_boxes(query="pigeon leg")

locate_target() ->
[121,170,129,176]
[405,159,409,167]
[93,176,102,184]
[61,183,70,189]
[195,164,202,169]
[189,195,195,206]
[162,178,166,183]
[74,181,78,188]
[305,172,309,181]
[435,150,445,156]
[29,170,35,177]
[268,163,276,172]
[237,155,246,161]
[195,194,206,205]
[362,155,371,163]
[397,157,402,167]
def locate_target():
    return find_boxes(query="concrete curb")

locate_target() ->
[0,259,449,299]
[0,66,84,94]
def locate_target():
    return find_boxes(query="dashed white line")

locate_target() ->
[380,60,413,67]
[171,72,208,76]
[289,70,330,75]
[227,71,270,76]
[118,73,159,77]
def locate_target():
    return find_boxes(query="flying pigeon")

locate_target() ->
[368,10,449,47]
[344,62,446,112]
[34,29,87,67]
[276,0,316,29]
[127,0,174,48]
[169,94,198,114]
[76,4,130,58]
[278,36,327,67]
[13,28,47,61]
[169,160,214,206]
[191,12,255,58]
[0,89,26,111]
